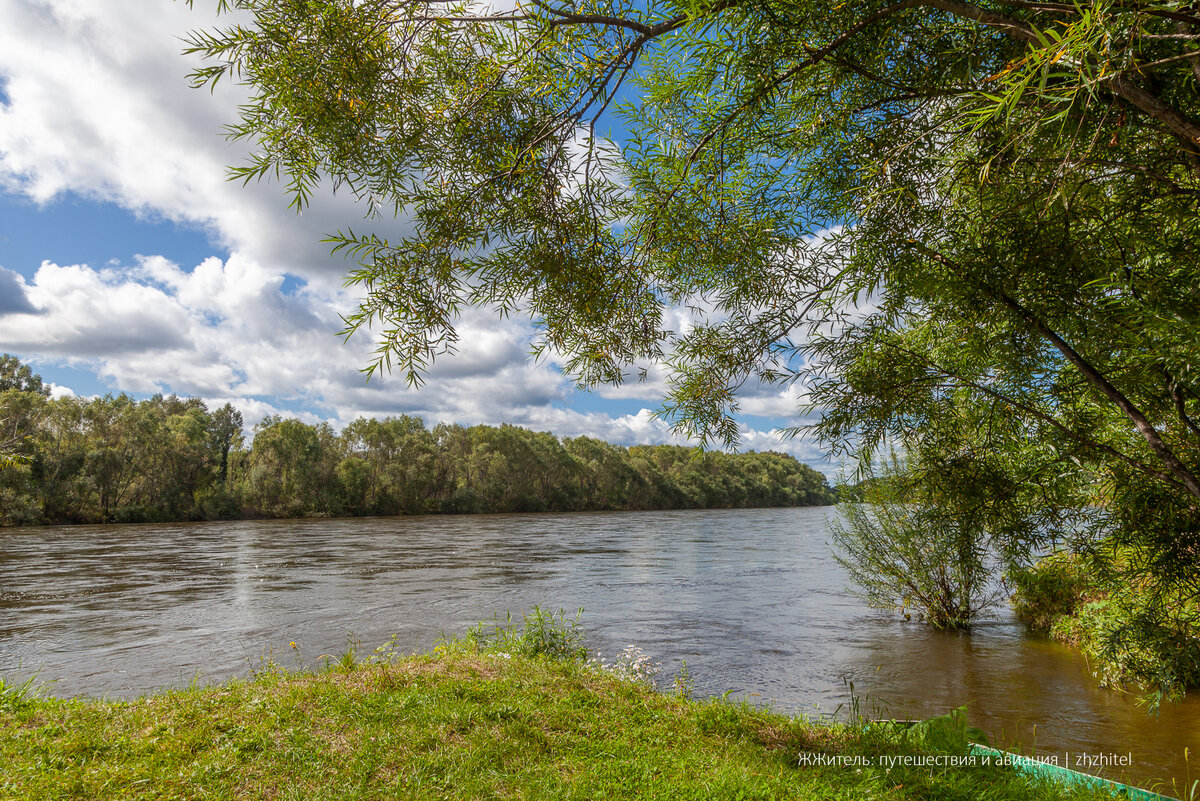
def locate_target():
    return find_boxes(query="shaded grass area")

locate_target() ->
[1,615,1111,800]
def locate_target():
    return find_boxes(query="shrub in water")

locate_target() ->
[831,460,1001,630]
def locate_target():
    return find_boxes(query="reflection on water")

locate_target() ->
[1,507,1196,790]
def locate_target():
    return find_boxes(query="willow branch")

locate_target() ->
[914,246,1200,498]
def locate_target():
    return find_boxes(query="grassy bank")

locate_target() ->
[1010,552,1200,703]
[1,614,1112,800]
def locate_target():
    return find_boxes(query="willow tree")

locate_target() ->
[184,0,1200,671]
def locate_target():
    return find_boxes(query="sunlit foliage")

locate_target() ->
[180,1,1200,684]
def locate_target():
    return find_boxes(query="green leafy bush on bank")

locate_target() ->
[1010,552,1200,703]
[1009,552,1094,634]
[0,613,1111,800]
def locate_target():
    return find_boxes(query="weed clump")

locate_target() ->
[461,605,588,661]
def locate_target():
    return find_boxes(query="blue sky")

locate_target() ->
[0,0,832,473]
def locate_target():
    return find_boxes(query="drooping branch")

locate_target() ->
[676,0,1200,173]
[922,0,1200,148]
[1163,366,1200,441]
[993,291,1200,499]
[1107,74,1200,147]
[908,243,1200,500]
[879,339,1190,493]
[916,252,1200,499]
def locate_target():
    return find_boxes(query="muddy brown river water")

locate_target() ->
[1,507,1196,792]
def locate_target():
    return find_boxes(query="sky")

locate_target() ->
[0,0,834,473]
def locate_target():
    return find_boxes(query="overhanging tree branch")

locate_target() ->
[910,242,1200,500]
[878,337,1191,494]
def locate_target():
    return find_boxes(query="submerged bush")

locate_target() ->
[832,500,1000,629]
[831,458,1001,630]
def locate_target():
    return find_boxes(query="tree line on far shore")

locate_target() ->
[0,357,834,526]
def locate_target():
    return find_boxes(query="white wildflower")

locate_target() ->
[594,644,662,686]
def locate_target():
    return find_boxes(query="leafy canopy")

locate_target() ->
[182,0,1199,448]
[181,1,1200,514]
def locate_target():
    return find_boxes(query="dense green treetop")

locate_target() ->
[1,354,51,397]
[0,354,50,467]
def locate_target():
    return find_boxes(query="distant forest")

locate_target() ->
[0,357,835,526]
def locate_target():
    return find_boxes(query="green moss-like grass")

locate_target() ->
[0,607,1114,801]
[0,642,1116,801]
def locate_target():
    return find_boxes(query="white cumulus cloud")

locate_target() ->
[0,0,833,475]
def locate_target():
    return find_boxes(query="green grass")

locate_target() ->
[0,614,1114,800]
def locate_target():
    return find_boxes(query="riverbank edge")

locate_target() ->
[0,636,1112,800]
[2,500,838,532]
[1009,552,1200,703]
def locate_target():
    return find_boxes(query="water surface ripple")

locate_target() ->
[1,507,1195,790]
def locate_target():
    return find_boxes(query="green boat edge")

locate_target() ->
[966,743,1179,801]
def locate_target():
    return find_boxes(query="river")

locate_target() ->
[1,506,1196,792]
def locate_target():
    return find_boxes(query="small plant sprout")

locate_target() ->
[672,660,694,699]
[368,634,399,664]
